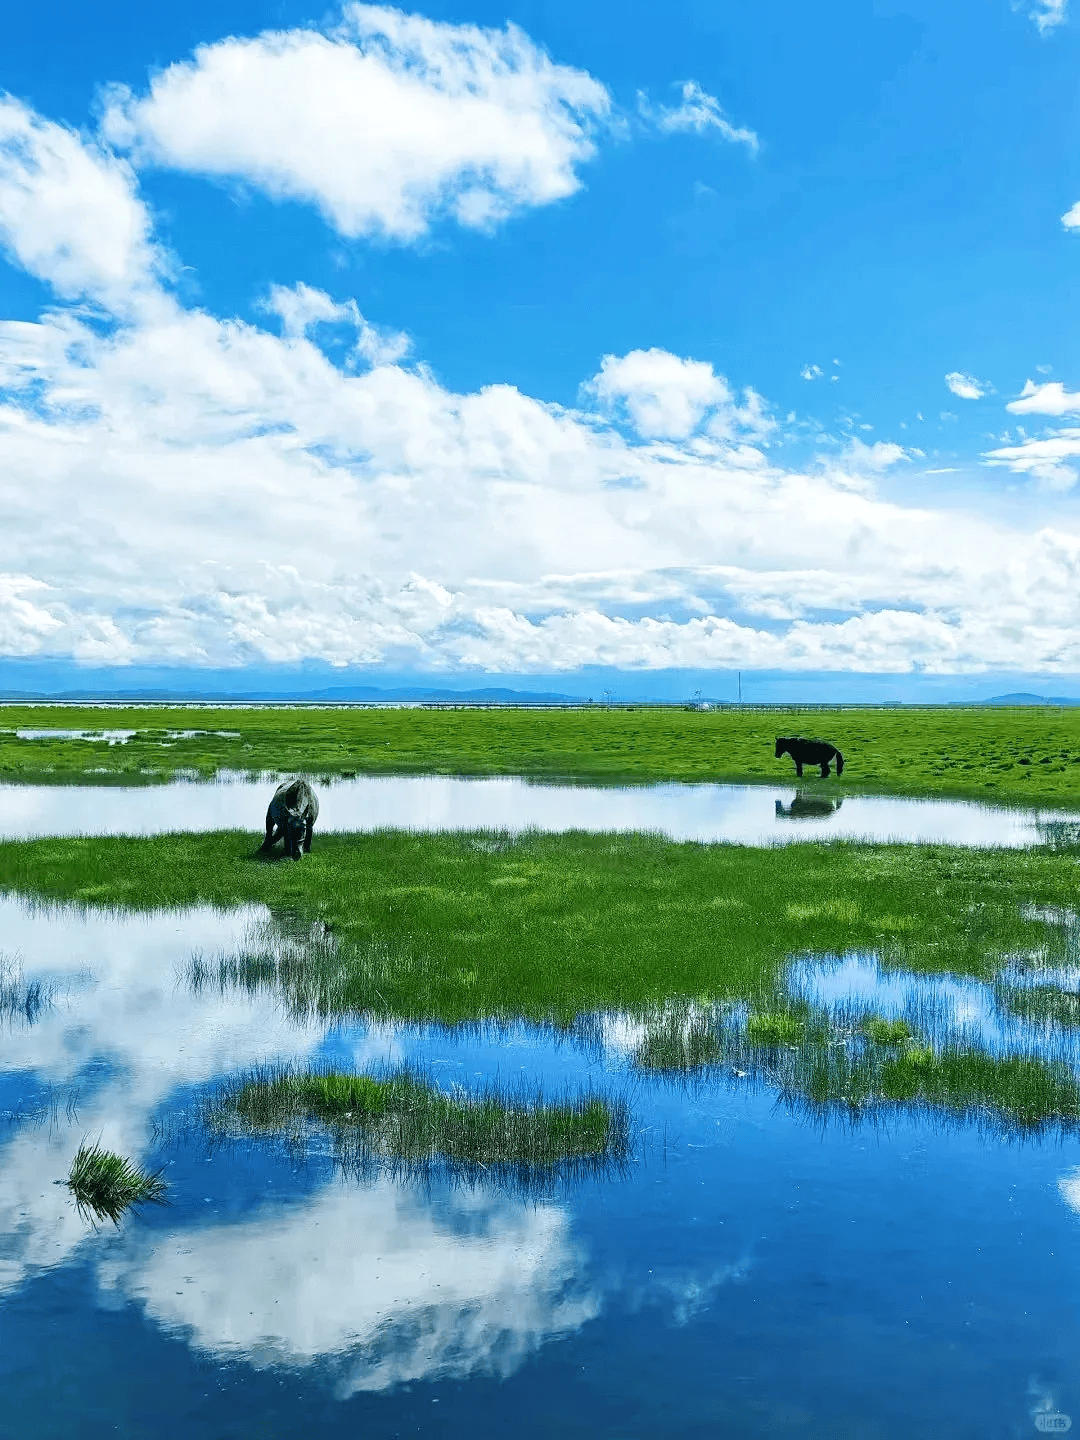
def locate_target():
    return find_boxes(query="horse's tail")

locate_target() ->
[835,749,844,775]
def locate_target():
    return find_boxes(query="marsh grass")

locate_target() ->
[3,1084,79,1130]
[995,982,1080,1028]
[207,1062,632,1185]
[63,1140,168,1225]
[0,962,52,1026]
[631,964,1080,1137]
[862,1015,915,1044]
[22,826,1075,1027]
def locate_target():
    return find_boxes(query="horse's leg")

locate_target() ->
[820,761,830,778]
[795,760,803,777]
[303,817,314,853]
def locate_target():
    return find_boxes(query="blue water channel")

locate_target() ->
[3,791,1080,1437]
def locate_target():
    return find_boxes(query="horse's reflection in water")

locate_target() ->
[775,794,845,820]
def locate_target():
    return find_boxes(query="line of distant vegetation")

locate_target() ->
[1,703,1080,805]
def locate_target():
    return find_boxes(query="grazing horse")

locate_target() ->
[262,777,319,859]
[774,737,844,779]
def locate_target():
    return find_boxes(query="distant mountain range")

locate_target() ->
[951,693,1080,707]
[3,683,1080,707]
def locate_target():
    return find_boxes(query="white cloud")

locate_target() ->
[0,95,164,313]
[637,82,759,152]
[3,276,1080,673]
[1061,199,1080,229]
[831,439,908,477]
[945,371,987,401]
[1031,0,1067,32]
[1006,379,1080,415]
[4,95,1080,677]
[100,5,610,242]
[585,348,772,441]
[983,430,1080,490]
[261,281,409,365]
[800,364,823,381]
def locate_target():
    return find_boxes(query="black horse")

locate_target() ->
[261,777,319,859]
[774,737,844,779]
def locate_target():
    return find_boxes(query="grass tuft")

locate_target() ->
[746,1010,804,1045]
[862,1014,915,1044]
[63,1140,168,1225]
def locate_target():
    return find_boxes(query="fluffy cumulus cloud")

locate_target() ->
[0,95,165,313]
[637,82,759,152]
[2,87,1080,676]
[944,371,987,401]
[100,4,611,241]
[584,348,772,440]
[1006,379,1080,415]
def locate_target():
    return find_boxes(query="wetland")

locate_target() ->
[4,705,1080,1437]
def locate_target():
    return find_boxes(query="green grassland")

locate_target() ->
[3,702,1080,805]
[2,827,1076,1025]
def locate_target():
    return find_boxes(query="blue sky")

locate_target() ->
[2,0,1080,697]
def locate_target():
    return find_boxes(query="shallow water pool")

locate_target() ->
[0,773,1075,846]
[3,896,1080,1437]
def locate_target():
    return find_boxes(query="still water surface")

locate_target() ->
[0,773,1076,846]
[3,895,1080,1437]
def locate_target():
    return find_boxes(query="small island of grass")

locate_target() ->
[210,1064,631,1174]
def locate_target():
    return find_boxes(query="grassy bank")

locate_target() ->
[3,703,1080,806]
[2,828,1077,1024]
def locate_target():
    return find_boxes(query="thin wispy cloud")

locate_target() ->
[984,431,1080,490]
[945,371,988,400]
[637,82,759,152]
[1030,0,1067,33]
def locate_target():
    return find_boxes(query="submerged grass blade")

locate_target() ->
[64,1140,168,1225]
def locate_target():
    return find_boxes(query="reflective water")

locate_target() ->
[0,773,1075,846]
[10,728,239,743]
[4,897,1080,1437]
